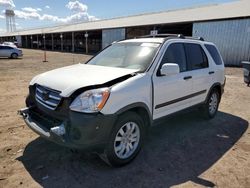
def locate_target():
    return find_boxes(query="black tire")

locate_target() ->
[203,89,220,119]
[11,53,18,59]
[100,112,145,167]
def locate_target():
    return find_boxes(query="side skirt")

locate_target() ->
[152,102,206,126]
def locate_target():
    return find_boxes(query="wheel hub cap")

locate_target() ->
[114,122,140,159]
[209,93,218,114]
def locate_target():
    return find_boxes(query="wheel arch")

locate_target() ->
[115,102,153,128]
[205,82,222,103]
[11,52,18,58]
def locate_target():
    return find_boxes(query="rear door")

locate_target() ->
[153,42,193,120]
[0,46,11,57]
[184,43,211,105]
[0,46,4,57]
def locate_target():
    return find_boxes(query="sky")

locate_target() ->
[0,0,234,33]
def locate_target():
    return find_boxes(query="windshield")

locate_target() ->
[86,42,160,72]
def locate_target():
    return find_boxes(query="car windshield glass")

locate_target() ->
[86,42,160,72]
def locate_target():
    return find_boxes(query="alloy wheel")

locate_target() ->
[209,92,218,115]
[114,122,140,159]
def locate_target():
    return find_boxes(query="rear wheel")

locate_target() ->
[100,112,145,167]
[203,89,220,119]
[11,53,18,59]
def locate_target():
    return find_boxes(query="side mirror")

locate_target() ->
[160,63,180,76]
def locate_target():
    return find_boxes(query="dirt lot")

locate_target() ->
[0,49,249,188]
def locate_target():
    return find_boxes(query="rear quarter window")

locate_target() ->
[205,44,223,65]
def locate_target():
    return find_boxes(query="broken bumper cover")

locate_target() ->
[18,107,117,151]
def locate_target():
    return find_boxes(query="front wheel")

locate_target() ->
[203,89,220,119]
[11,53,18,59]
[101,112,145,167]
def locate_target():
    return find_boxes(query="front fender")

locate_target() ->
[101,73,153,119]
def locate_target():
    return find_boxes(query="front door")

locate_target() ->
[153,42,193,120]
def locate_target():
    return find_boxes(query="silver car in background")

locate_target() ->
[3,42,18,48]
[0,45,23,59]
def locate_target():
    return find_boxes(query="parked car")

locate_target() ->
[19,34,225,166]
[3,42,17,48]
[242,61,250,86]
[0,45,23,59]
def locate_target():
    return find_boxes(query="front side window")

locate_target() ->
[86,42,160,72]
[184,43,208,70]
[160,43,187,72]
[1,46,12,50]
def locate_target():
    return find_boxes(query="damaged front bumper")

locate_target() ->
[18,107,66,142]
[18,107,116,151]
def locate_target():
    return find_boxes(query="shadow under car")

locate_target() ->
[17,110,248,188]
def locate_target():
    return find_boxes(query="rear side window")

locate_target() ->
[160,43,187,72]
[0,46,12,50]
[205,44,223,65]
[184,43,208,70]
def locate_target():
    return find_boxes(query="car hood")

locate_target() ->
[30,64,138,97]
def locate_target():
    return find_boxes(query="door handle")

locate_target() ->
[183,76,192,80]
[209,71,215,75]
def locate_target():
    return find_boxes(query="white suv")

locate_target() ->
[19,34,225,166]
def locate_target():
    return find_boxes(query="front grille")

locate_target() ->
[35,85,62,110]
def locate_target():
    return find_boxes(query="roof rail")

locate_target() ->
[138,34,185,39]
[137,33,205,41]
[185,36,205,41]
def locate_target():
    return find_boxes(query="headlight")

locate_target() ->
[69,88,110,113]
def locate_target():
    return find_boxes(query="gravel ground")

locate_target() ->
[0,49,249,188]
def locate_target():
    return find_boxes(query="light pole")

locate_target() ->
[43,34,48,62]
[25,35,28,48]
[51,33,54,51]
[60,33,63,51]
[36,35,39,49]
[30,36,33,48]
[72,32,75,52]
[84,32,88,54]
[43,35,46,49]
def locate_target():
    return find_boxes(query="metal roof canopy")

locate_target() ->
[1,0,250,37]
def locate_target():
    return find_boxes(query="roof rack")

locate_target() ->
[138,34,205,41]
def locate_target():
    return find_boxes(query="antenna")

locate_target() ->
[5,9,16,32]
